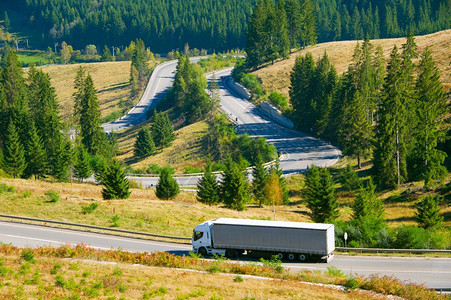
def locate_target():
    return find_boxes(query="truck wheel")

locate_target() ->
[199,247,207,257]
[276,253,284,260]
[299,254,306,261]
[287,253,296,261]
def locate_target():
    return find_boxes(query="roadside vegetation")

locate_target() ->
[0,244,443,299]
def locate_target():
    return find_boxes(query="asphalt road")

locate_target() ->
[116,61,340,187]
[1,221,450,290]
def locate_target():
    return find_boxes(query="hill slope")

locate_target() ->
[254,30,451,96]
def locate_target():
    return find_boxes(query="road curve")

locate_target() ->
[1,221,449,289]
[113,59,340,187]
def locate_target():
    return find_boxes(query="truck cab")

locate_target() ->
[192,220,226,256]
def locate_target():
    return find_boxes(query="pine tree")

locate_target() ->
[2,120,26,178]
[130,65,140,97]
[352,179,385,246]
[134,127,155,157]
[24,121,47,179]
[131,39,148,84]
[285,0,302,50]
[373,46,408,188]
[51,136,72,182]
[246,0,267,69]
[73,145,91,183]
[152,110,175,148]
[0,47,29,146]
[304,165,339,223]
[415,195,443,229]
[73,66,86,119]
[411,48,447,184]
[221,156,250,211]
[299,0,317,47]
[78,74,104,155]
[271,155,289,204]
[155,166,179,200]
[101,45,113,62]
[340,164,360,192]
[252,154,268,207]
[196,161,220,205]
[101,159,131,200]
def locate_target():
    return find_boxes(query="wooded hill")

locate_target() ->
[1,0,449,52]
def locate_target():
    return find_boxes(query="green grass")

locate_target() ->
[17,50,55,66]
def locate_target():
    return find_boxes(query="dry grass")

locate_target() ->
[117,120,210,172]
[0,249,390,299]
[37,61,132,122]
[255,29,451,97]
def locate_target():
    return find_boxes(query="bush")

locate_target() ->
[268,92,288,110]
[234,275,244,282]
[20,249,35,263]
[345,277,360,289]
[81,202,99,214]
[240,73,264,97]
[184,166,203,174]
[0,183,14,193]
[45,190,59,203]
[111,215,120,227]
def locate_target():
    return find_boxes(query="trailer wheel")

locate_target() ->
[199,247,207,257]
[276,253,284,260]
[299,254,307,261]
[287,253,296,261]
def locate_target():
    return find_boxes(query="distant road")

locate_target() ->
[2,221,449,290]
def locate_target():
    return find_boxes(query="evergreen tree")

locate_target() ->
[373,46,408,188]
[155,166,179,200]
[51,136,72,182]
[415,195,443,229]
[304,165,339,223]
[24,121,47,179]
[245,0,267,69]
[196,161,220,205]
[130,65,140,97]
[131,39,148,85]
[410,48,448,184]
[221,156,250,211]
[152,110,175,148]
[73,145,91,183]
[73,66,86,119]
[27,67,63,173]
[2,120,26,178]
[271,155,289,204]
[352,178,385,246]
[340,164,360,192]
[101,45,113,62]
[78,74,104,155]
[252,154,267,207]
[299,0,317,47]
[101,159,131,200]
[0,47,28,145]
[134,126,155,157]
[285,0,302,50]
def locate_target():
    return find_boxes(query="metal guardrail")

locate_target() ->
[1,214,450,254]
[0,214,191,242]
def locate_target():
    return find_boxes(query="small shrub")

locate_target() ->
[143,286,168,298]
[81,202,99,214]
[18,263,31,275]
[69,263,80,270]
[326,266,345,278]
[118,282,127,293]
[111,214,120,227]
[45,190,60,203]
[112,267,123,277]
[345,277,359,289]
[234,275,244,282]
[129,179,142,189]
[82,271,90,278]
[50,263,61,274]
[22,190,32,198]
[20,249,35,263]
[184,166,203,174]
[260,256,283,273]
[0,183,14,193]
[188,251,202,259]
[55,274,66,287]
[207,265,221,274]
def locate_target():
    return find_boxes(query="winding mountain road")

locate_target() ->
[108,58,340,187]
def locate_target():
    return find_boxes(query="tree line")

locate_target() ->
[289,34,449,188]
[0,47,130,200]
[2,0,449,53]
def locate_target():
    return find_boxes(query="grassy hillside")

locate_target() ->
[38,61,132,122]
[254,30,451,97]
[3,244,438,299]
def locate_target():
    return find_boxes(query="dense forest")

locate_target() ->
[1,0,449,53]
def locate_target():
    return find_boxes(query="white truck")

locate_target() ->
[192,218,335,262]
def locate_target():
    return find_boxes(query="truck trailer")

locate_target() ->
[192,218,335,262]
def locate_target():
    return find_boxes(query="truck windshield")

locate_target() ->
[193,231,203,241]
